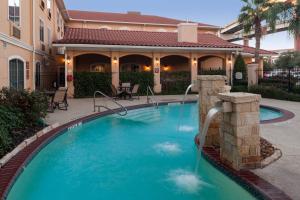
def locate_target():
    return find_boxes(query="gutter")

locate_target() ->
[52,43,242,52]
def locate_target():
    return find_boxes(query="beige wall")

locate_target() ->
[67,20,218,34]
[0,0,66,90]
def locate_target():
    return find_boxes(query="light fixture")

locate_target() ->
[155,57,160,65]
[228,57,232,65]
[251,57,255,63]
[193,58,197,64]
[66,56,71,64]
[113,57,118,64]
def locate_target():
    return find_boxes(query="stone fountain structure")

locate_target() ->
[198,75,261,170]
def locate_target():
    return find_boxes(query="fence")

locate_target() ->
[257,68,300,93]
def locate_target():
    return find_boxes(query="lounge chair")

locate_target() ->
[52,87,68,110]
[130,84,140,100]
[111,84,123,100]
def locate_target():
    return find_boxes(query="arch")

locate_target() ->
[119,54,152,72]
[8,55,26,90]
[160,55,190,72]
[74,53,111,73]
[73,51,111,58]
[119,53,152,59]
[198,55,226,74]
[156,28,167,32]
[160,54,189,60]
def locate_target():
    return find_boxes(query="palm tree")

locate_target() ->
[238,0,280,63]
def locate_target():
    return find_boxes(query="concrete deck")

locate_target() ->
[46,96,300,200]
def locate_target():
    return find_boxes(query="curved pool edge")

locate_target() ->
[260,105,295,124]
[0,101,293,200]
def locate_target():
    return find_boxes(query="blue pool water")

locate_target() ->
[7,104,281,200]
[260,107,283,121]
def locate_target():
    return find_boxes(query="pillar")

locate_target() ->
[153,53,161,93]
[218,92,261,170]
[190,54,198,92]
[111,52,120,88]
[198,75,229,147]
[65,51,74,97]
[226,54,233,85]
[247,63,258,86]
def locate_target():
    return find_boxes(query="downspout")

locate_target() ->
[32,0,36,90]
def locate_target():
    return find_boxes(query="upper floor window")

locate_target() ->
[40,19,44,42]
[47,0,51,18]
[47,27,51,46]
[8,0,20,26]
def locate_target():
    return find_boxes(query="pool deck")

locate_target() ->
[45,96,300,200]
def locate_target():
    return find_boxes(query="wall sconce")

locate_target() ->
[193,58,197,65]
[113,57,118,64]
[66,56,71,64]
[228,57,232,65]
[251,57,255,63]
[155,57,160,65]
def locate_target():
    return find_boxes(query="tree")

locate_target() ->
[238,0,281,63]
[275,52,300,68]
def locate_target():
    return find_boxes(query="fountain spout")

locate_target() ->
[182,84,194,104]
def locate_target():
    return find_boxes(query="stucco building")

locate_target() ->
[0,0,275,96]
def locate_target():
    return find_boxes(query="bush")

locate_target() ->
[0,88,48,158]
[161,71,191,95]
[231,85,248,92]
[120,72,154,95]
[74,72,112,98]
[248,85,300,101]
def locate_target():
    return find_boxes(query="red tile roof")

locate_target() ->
[54,28,240,49]
[239,45,277,55]
[67,10,218,28]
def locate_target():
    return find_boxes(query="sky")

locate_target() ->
[64,0,294,50]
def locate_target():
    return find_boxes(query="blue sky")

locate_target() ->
[64,0,294,50]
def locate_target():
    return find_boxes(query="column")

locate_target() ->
[198,75,229,147]
[294,34,300,51]
[153,53,161,93]
[111,52,120,88]
[247,63,258,86]
[225,54,233,85]
[218,92,261,170]
[190,53,198,92]
[65,51,74,97]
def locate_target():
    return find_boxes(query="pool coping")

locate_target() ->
[260,105,295,124]
[0,101,293,200]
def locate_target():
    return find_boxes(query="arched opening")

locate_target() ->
[198,56,226,75]
[9,58,25,90]
[74,54,111,73]
[119,54,152,72]
[160,55,190,94]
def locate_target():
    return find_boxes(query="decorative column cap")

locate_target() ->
[218,92,261,103]
[198,75,227,81]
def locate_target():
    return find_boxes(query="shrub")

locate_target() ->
[248,85,300,101]
[120,72,154,95]
[231,85,248,92]
[161,71,191,95]
[0,127,12,158]
[0,88,48,126]
[74,72,112,98]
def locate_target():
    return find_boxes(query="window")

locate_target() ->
[90,63,106,72]
[8,0,20,26]
[47,0,51,18]
[35,62,41,89]
[40,19,44,42]
[9,58,24,90]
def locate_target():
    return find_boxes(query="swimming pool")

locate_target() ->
[6,104,283,200]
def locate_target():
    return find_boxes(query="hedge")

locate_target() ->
[161,71,191,95]
[74,72,112,98]
[0,88,48,158]
[120,72,154,95]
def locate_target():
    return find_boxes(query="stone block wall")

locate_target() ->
[218,92,261,170]
[198,75,230,147]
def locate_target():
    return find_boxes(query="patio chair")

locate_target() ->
[111,84,123,100]
[52,87,68,111]
[130,84,140,100]
[121,82,131,92]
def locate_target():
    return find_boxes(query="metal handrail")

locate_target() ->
[94,91,128,116]
[146,86,158,108]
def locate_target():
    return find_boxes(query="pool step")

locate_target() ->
[116,108,161,123]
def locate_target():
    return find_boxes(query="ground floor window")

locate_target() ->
[9,58,24,90]
[35,62,41,89]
